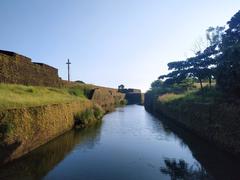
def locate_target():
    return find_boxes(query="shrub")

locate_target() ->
[115,99,127,106]
[120,99,128,106]
[93,104,104,120]
[74,105,104,128]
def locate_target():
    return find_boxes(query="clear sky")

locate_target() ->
[0,1,239,92]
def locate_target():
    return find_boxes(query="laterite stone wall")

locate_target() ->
[0,50,62,87]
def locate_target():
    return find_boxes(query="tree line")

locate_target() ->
[154,10,240,97]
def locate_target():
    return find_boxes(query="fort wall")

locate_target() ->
[0,50,62,87]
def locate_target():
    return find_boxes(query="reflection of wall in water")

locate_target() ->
[0,122,102,180]
[158,116,240,180]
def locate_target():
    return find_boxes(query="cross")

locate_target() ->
[66,59,71,82]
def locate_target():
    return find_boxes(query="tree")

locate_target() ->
[159,26,224,90]
[157,10,240,96]
[216,10,240,96]
[190,26,224,87]
[118,84,125,90]
[159,58,207,90]
[159,60,190,86]
[151,79,163,89]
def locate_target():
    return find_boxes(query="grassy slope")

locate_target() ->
[158,86,223,104]
[0,83,92,110]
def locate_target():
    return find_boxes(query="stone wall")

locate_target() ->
[144,93,240,156]
[0,86,125,165]
[118,88,144,105]
[0,100,94,165]
[125,93,144,105]
[0,50,62,87]
[90,88,126,112]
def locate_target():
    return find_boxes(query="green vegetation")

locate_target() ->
[93,104,104,120]
[148,10,240,104]
[155,10,240,97]
[150,79,197,95]
[66,83,94,99]
[74,104,104,128]
[144,11,240,157]
[158,87,224,104]
[0,83,93,110]
[115,99,128,106]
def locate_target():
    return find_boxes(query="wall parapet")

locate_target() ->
[0,50,62,87]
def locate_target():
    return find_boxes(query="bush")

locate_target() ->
[115,99,127,106]
[93,104,104,120]
[74,109,94,126]
[120,99,128,105]
[74,104,104,128]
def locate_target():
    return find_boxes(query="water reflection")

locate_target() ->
[0,106,240,180]
[160,158,213,180]
[156,116,240,180]
[0,122,102,180]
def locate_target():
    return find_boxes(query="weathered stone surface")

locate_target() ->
[144,93,240,156]
[118,88,144,105]
[125,93,144,105]
[90,88,125,112]
[0,50,62,87]
[0,50,135,165]
[0,100,93,165]
[0,85,126,165]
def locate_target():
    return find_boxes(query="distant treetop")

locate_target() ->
[118,84,125,90]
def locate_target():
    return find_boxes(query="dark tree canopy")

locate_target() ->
[155,10,240,96]
[216,10,240,96]
[151,79,163,89]
[118,84,125,90]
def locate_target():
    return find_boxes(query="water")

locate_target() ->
[0,105,239,180]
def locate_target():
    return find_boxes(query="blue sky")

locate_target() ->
[1,1,240,92]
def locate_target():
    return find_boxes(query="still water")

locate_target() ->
[0,105,240,180]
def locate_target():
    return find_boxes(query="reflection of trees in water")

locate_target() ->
[160,158,213,180]
[0,122,102,180]
[154,115,240,180]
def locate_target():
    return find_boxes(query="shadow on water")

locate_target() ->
[160,158,213,180]
[151,113,240,180]
[0,121,102,180]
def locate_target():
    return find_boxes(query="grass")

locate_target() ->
[158,93,187,103]
[158,87,224,104]
[0,83,92,110]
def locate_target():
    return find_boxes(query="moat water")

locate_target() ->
[0,105,239,180]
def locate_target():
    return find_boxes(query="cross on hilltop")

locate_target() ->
[66,59,71,82]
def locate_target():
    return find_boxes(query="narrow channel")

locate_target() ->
[0,105,239,180]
